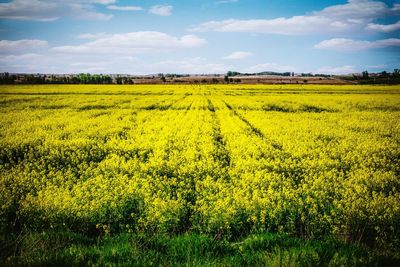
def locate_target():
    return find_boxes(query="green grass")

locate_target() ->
[1,231,399,266]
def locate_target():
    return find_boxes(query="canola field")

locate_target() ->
[1,84,399,253]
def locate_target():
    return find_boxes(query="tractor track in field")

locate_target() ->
[141,94,189,111]
[207,98,231,169]
[223,100,265,138]
[223,100,284,151]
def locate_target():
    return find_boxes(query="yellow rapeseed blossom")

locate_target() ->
[0,84,399,243]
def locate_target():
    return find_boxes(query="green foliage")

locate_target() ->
[3,231,397,266]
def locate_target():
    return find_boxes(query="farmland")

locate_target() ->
[1,84,400,266]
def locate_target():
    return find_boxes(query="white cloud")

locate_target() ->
[216,0,239,4]
[0,39,48,53]
[366,21,400,32]
[0,53,110,73]
[68,61,108,73]
[243,63,296,73]
[142,58,229,74]
[0,33,209,74]
[76,32,110,39]
[149,5,173,16]
[223,51,253,60]
[189,17,341,35]
[366,64,387,69]
[52,31,206,55]
[0,54,228,75]
[313,65,356,75]
[0,32,205,58]
[0,0,114,21]
[315,0,392,20]
[189,0,400,35]
[52,32,206,54]
[315,38,400,51]
[0,53,42,63]
[107,5,143,11]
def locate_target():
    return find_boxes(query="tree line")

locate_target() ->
[0,73,133,85]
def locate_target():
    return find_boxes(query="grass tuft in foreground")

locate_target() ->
[1,231,399,266]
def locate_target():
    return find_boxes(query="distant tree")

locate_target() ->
[379,71,389,78]
[71,76,79,84]
[224,75,229,83]
[227,71,240,77]
[104,75,112,84]
[362,71,369,79]
[393,69,400,78]
[116,77,123,84]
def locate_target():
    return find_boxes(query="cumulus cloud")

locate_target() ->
[189,0,400,35]
[106,5,143,11]
[0,0,114,21]
[223,51,253,60]
[366,21,400,32]
[315,38,400,51]
[313,65,357,75]
[149,5,173,16]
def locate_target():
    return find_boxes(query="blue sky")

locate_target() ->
[0,0,399,74]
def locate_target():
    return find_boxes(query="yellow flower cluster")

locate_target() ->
[0,84,399,244]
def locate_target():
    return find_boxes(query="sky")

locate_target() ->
[0,0,399,75]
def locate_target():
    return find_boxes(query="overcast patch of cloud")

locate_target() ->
[0,54,229,75]
[140,58,229,74]
[243,63,296,73]
[315,38,400,51]
[313,65,357,75]
[365,64,387,69]
[0,39,48,53]
[0,0,114,21]
[0,33,211,74]
[52,32,206,55]
[106,5,143,11]
[366,21,400,32]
